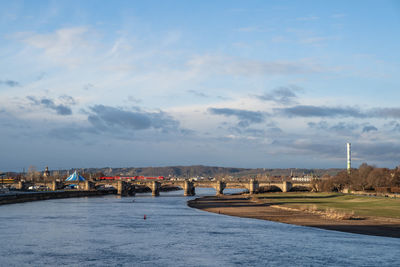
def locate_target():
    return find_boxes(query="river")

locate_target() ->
[0,188,399,266]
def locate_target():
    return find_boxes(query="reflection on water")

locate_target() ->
[0,188,399,266]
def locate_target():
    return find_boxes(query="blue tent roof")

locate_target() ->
[65,171,86,181]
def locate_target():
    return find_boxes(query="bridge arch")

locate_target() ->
[260,185,283,192]
[290,185,312,192]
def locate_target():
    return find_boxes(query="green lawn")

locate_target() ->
[255,192,400,219]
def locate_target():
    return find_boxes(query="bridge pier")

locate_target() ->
[117,181,129,196]
[51,181,56,191]
[282,181,292,192]
[215,181,226,195]
[249,179,259,194]
[17,181,26,190]
[51,181,64,191]
[84,181,95,191]
[183,181,195,196]
[129,185,136,196]
[151,181,161,196]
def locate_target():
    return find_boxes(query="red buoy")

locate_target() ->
[144,214,146,220]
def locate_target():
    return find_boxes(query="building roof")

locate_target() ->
[65,171,86,181]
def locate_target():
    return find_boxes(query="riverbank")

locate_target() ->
[0,190,112,205]
[188,194,400,238]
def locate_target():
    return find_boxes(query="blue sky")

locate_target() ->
[1,0,400,171]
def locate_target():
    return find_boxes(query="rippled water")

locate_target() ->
[0,188,399,266]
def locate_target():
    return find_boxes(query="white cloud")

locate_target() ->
[186,54,323,76]
[15,27,95,67]
[235,27,271,33]
[161,30,182,46]
[299,36,340,44]
[331,13,346,19]
[297,16,319,21]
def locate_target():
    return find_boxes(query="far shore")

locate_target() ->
[0,186,181,205]
[187,194,400,238]
[0,190,112,205]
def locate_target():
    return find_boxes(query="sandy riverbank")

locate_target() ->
[188,195,400,238]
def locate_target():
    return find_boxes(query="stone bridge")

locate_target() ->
[13,180,311,196]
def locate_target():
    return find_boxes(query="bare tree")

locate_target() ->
[27,165,38,181]
[391,168,400,186]
[52,171,61,181]
[352,163,373,190]
[367,168,391,189]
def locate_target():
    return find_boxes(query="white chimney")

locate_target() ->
[347,142,351,173]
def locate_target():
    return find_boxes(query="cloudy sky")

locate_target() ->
[1,0,400,171]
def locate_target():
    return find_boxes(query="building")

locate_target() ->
[43,166,50,178]
[291,174,319,182]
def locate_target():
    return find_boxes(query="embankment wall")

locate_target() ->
[0,190,111,205]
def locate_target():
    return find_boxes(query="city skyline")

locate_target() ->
[1,0,400,171]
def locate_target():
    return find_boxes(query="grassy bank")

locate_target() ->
[255,192,400,219]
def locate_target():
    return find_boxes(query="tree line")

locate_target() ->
[316,163,400,192]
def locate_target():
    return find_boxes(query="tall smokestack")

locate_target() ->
[347,142,351,174]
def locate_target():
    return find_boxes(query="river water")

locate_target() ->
[0,188,399,266]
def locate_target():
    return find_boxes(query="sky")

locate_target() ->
[1,0,400,171]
